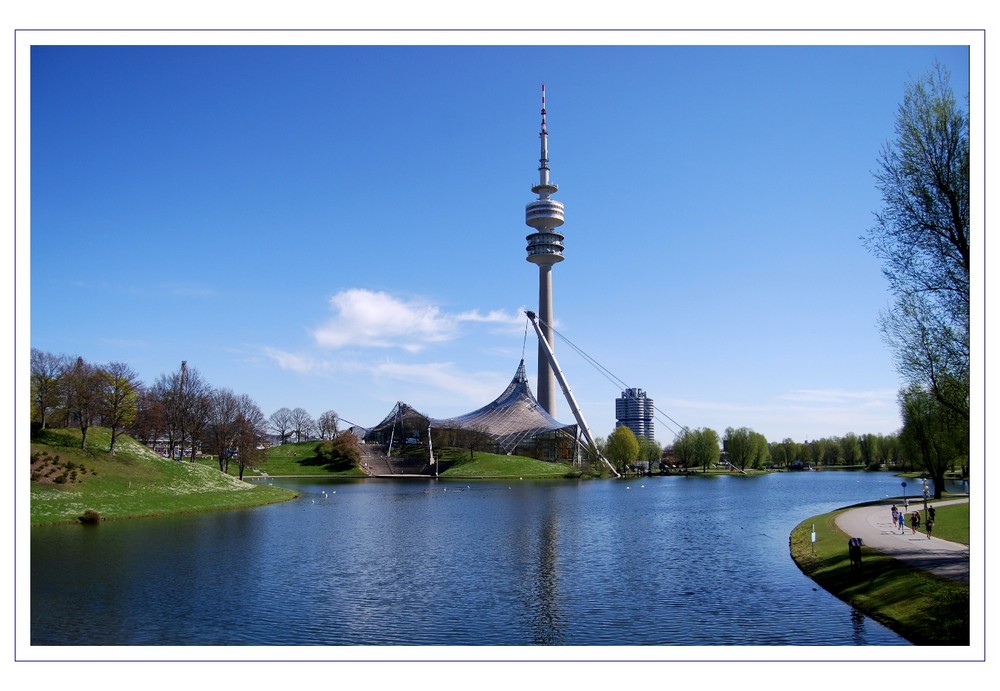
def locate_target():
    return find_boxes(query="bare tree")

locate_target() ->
[64,356,101,449]
[317,410,339,440]
[151,362,210,460]
[99,361,142,455]
[463,424,493,462]
[30,348,68,430]
[233,394,268,480]
[289,407,316,443]
[206,388,240,473]
[131,387,167,450]
[269,407,294,445]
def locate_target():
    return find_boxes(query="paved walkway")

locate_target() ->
[834,498,970,583]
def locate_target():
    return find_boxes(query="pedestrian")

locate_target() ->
[891,504,899,525]
[926,517,934,540]
[929,505,936,522]
[898,511,905,533]
[910,511,919,534]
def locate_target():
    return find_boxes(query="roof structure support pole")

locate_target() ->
[525,311,620,477]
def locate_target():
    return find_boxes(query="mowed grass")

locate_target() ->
[922,502,969,544]
[258,439,367,476]
[199,439,367,478]
[437,448,581,478]
[790,504,969,645]
[29,428,298,526]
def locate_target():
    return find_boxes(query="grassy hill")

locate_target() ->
[248,439,367,477]
[255,439,590,479]
[29,428,297,526]
[435,447,586,479]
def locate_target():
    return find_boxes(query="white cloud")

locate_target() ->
[262,347,332,375]
[312,288,522,352]
[456,307,525,326]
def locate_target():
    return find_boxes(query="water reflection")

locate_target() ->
[851,608,867,646]
[31,473,918,646]
[531,509,564,645]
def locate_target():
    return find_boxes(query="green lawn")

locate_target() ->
[790,504,969,645]
[29,428,298,525]
[203,439,367,477]
[923,502,969,544]
[436,448,586,478]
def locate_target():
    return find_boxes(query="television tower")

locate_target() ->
[525,84,565,416]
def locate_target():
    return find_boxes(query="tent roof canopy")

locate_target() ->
[366,360,577,452]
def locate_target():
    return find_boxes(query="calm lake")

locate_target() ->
[31,470,956,647]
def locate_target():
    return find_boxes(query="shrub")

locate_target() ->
[314,432,361,469]
[78,509,101,525]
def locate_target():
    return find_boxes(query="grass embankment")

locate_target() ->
[790,501,969,645]
[208,439,367,478]
[203,439,584,479]
[30,428,298,526]
[435,447,588,479]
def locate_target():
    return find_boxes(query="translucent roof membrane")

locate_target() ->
[366,360,577,453]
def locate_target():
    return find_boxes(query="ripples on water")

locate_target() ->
[31,472,933,646]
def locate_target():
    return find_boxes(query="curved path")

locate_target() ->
[834,498,970,583]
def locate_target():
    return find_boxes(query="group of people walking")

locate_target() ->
[891,504,936,539]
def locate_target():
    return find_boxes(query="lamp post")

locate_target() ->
[921,478,930,521]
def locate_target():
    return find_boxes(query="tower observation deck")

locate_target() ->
[525,84,565,416]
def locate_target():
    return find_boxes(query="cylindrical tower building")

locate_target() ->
[525,84,565,416]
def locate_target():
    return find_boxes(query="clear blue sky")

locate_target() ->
[25,38,972,444]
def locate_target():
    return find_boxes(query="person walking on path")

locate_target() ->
[926,517,934,539]
[833,498,969,583]
[891,504,899,525]
[929,505,936,523]
[910,511,920,535]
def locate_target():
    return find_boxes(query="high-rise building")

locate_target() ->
[616,388,655,441]
[525,84,565,416]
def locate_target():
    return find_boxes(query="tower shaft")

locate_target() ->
[536,265,555,413]
[524,84,564,416]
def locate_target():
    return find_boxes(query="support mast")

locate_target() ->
[526,311,620,477]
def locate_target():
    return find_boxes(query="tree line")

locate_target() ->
[29,350,337,480]
[597,424,926,476]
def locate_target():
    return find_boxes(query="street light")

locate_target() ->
[921,477,930,521]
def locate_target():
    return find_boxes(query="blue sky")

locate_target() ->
[24,36,974,444]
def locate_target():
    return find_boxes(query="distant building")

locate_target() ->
[616,388,655,441]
